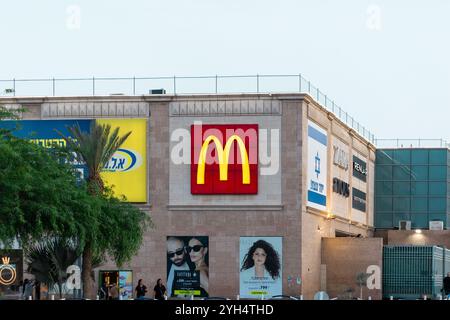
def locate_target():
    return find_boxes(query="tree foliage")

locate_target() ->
[0,134,93,247]
[25,237,79,299]
[0,117,151,299]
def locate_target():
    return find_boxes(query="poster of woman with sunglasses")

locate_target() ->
[166,236,209,298]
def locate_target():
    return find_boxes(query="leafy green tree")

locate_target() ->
[59,122,150,299]
[0,135,94,247]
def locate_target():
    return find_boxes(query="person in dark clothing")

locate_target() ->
[153,279,167,300]
[135,279,147,299]
[444,272,450,298]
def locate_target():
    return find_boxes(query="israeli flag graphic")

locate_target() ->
[307,120,328,211]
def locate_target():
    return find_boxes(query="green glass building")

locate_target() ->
[375,148,450,229]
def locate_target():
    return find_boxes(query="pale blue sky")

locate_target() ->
[1,0,449,141]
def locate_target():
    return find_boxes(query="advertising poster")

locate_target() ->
[307,120,328,211]
[0,119,147,202]
[239,237,282,298]
[166,236,209,298]
[118,271,133,300]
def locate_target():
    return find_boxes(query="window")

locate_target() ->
[429,182,446,196]
[376,165,392,180]
[394,150,411,165]
[376,181,393,195]
[376,197,392,212]
[393,165,411,180]
[393,181,410,195]
[411,181,428,196]
[429,149,446,165]
[411,166,428,181]
[429,197,446,212]
[411,214,428,229]
[411,150,428,165]
[429,166,446,181]
[393,197,410,212]
[376,214,393,228]
[411,198,428,212]
[376,150,394,165]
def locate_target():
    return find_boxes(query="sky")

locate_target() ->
[0,0,449,142]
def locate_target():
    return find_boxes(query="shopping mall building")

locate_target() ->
[0,92,385,299]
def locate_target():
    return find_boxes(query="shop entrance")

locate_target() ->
[99,270,133,300]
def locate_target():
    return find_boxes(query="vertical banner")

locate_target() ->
[97,119,147,202]
[166,236,209,298]
[307,120,328,211]
[239,237,282,298]
[118,271,133,300]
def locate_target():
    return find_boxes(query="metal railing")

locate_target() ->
[0,74,375,143]
[375,138,450,149]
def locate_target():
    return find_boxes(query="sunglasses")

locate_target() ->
[167,248,184,258]
[187,245,203,253]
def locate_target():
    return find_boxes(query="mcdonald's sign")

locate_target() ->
[191,124,258,194]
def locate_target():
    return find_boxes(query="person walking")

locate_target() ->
[153,279,167,300]
[135,279,148,299]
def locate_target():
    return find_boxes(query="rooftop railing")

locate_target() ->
[0,74,375,143]
[375,138,450,149]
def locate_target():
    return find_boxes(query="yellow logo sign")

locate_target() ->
[196,135,250,185]
[0,256,17,286]
[97,119,147,202]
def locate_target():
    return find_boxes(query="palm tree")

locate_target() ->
[25,238,79,299]
[59,122,131,299]
[356,272,369,300]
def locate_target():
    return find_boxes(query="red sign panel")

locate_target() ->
[191,124,258,194]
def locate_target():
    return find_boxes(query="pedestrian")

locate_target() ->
[23,279,34,300]
[153,279,167,300]
[135,279,148,299]
[444,272,450,298]
[99,282,108,300]
[108,283,119,300]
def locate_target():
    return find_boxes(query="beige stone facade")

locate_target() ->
[1,93,376,299]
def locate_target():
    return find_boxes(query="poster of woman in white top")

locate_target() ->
[239,237,282,298]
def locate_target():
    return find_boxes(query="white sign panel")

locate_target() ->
[307,120,328,211]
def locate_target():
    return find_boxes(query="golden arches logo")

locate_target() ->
[196,134,250,185]
[0,256,16,286]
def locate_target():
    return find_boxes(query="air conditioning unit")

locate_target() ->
[149,88,166,94]
[399,220,411,230]
[429,221,444,231]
